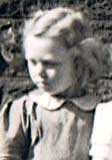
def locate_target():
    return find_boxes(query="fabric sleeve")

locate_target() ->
[0,96,31,160]
[89,101,112,160]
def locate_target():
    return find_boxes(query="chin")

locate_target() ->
[44,89,58,95]
[48,89,64,96]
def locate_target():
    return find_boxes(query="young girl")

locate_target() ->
[0,7,110,160]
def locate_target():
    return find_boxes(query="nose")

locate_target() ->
[40,70,47,79]
[37,62,47,79]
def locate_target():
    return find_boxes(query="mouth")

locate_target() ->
[37,81,48,88]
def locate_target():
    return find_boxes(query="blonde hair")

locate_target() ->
[23,7,92,50]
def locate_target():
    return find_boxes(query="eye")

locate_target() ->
[42,60,60,67]
[30,59,37,65]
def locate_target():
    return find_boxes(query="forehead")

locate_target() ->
[24,35,71,61]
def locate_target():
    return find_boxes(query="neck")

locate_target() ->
[38,86,86,100]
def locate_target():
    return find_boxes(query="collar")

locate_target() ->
[28,89,100,111]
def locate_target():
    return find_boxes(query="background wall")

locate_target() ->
[0,0,112,105]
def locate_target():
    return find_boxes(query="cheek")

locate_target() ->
[46,69,57,79]
[27,62,36,78]
[63,64,74,81]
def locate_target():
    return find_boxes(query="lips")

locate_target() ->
[37,81,48,87]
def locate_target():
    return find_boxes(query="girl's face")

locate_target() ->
[25,36,75,95]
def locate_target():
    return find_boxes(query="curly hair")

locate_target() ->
[23,7,92,51]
